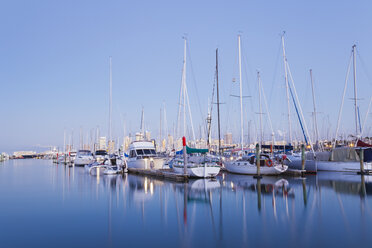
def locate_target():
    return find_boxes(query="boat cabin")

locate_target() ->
[128,141,157,159]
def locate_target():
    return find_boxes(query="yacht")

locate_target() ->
[74,150,95,166]
[95,150,108,163]
[127,141,165,169]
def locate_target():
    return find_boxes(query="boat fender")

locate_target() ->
[266,159,273,167]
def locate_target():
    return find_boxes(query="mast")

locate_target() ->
[281,33,292,145]
[207,99,212,147]
[257,71,263,146]
[183,38,187,138]
[352,45,358,137]
[238,35,244,151]
[310,69,320,149]
[216,49,222,155]
[109,56,112,153]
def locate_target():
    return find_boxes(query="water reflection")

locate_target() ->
[2,160,372,247]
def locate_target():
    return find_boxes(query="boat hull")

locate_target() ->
[74,157,95,166]
[173,165,220,178]
[224,161,288,175]
[285,155,317,172]
[127,158,165,170]
[316,161,372,172]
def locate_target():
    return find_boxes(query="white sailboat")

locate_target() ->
[171,38,220,178]
[170,144,220,178]
[224,35,287,175]
[315,45,370,172]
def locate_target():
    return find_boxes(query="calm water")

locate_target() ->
[1,159,372,248]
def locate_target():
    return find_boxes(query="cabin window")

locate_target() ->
[143,149,152,155]
[136,149,144,155]
[130,150,136,158]
[150,149,156,155]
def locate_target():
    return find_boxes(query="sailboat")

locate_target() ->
[314,45,372,171]
[170,142,220,178]
[170,38,220,178]
[278,34,317,172]
[224,35,288,175]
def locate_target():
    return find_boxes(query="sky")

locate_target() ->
[0,0,372,153]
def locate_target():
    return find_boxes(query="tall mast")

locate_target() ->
[238,35,244,150]
[216,49,221,155]
[109,56,112,151]
[257,71,263,146]
[310,69,320,147]
[281,33,292,145]
[352,44,358,137]
[207,99,212,147]
[183,38,187,138]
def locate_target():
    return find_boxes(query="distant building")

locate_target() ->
[135,132,143,141]
[108,140,115,154]
[224,133,233,145]
[99,137,107,150]
[145,131,151,140]
[123,136,131,151]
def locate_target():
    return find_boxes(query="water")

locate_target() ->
[1,159,372,248]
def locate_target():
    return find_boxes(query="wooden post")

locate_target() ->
[301,144,306,171]
[254,143,262,179]
[182,136,187,176]
[359,148,364,175]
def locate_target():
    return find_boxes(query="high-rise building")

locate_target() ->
[99,137,107,150]
[108,140,115,154]
[224,133,233,145]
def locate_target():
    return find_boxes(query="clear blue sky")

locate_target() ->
[1,0,371,153]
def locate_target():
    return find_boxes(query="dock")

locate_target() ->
[128,168,189,182]
[283,169,306,177]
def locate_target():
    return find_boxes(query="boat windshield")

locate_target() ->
[143,149,156,155]
[95,150,107,156]
[136,149,144,155]
[79,151,92,156]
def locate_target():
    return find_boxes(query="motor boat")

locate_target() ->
[127,141,165,170]
[94,150,108,163]
[74,150,95,166]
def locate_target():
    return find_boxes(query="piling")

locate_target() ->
[182,136,187,178]
[359,148,365,175]
[301,144,306,177]
[254,143,262,179]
